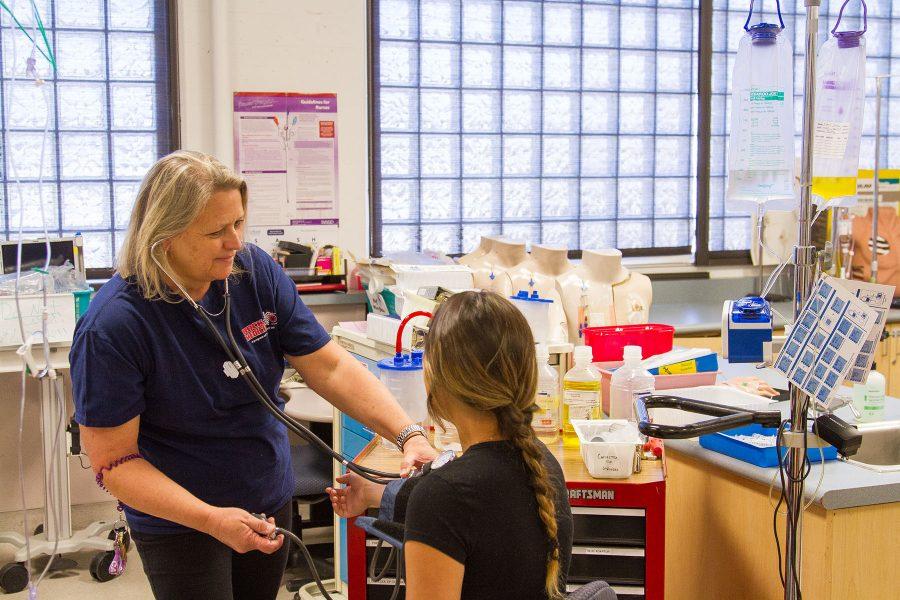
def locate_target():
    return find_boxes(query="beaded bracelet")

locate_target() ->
[95,453,142,493]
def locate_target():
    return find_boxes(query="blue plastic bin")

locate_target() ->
[699,423,837,468]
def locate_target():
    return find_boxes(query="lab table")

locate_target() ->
[345,439,666,600]
[662,359,900,600]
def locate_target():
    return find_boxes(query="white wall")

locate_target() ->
[178,0,370,258]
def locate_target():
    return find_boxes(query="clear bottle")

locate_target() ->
[533,344,560,444]
[852,366,885,423]
[609,346,656,421]
[562,346,602,448]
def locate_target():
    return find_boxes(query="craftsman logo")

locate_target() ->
[242,311,278,343]
[568,489,615,501]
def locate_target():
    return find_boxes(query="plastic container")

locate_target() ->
[598,362,718,417]
[572,419,643,479]
[562,346,602,448]
[852,368,885,423]
[699,423,838,467]
[509,290,553,344]
[582,324,675,363]
[609,346,655,421]
[726,9,796,208]
[534,344,560,444]
[377,349,428,431]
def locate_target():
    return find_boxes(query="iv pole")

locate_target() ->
[785,1,820,598]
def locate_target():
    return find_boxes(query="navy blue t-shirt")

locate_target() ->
[70,244,331,534]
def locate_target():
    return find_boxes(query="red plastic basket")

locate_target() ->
[582,324,675,362]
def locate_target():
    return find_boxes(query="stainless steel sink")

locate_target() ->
[845,420,900,473]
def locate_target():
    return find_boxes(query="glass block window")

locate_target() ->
[0,0,174,269]
[709,0,900,252]
[373,0,700,256]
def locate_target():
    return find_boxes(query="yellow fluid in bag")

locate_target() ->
[811,176,857,201]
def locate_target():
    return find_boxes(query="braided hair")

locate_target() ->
[424,291,563,599]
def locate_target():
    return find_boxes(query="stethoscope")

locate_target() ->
[150,242,402,485]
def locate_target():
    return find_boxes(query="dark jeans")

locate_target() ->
[131,501,292,600]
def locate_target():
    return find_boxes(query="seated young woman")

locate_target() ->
[327,290,573,600]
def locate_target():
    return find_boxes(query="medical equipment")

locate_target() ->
[721,296,773,364]
[726,0,796,208]
[810,0,867,203]
[509,290,554,344]
[150,241,406,486]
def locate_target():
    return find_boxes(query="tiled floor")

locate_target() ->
[0,502,318,599]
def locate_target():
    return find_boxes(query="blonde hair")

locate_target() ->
[117,150,248,302]
[424,291,563,600]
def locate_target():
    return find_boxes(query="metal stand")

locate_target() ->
[0,348,117,592]
[870,75,891,284]
[783,2,821,598]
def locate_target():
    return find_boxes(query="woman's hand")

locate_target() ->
[401,435,439,477]
[327,472,384,518]
[724,376,779,398]
[202,507,284,554]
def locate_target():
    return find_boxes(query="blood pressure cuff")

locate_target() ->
[379,463,435,523]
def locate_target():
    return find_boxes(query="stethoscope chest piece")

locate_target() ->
[223,361,240,379]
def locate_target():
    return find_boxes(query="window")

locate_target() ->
[371,0,900,261]
[0,0,176,271]
[371,0,699,257]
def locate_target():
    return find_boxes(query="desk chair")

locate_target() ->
[356,518,617,599]
[286,443,334,594]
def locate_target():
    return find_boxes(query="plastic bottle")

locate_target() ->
[562,346,602,447]
[852,367,885,423]
[533,344,560,444]
[609,346,656,421]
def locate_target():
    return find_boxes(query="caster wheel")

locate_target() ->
[107,528,131,551]
[89,552,118,583]
[0,562,29,594]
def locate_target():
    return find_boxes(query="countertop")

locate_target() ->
[663,360,900,510]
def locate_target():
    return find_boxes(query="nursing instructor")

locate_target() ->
[69,150,437,600]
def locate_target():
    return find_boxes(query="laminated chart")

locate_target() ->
[775,277,879,404]
[832,278,896,383]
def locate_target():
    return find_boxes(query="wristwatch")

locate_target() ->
[396,423,427,451]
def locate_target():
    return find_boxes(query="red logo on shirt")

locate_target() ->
[242,311,278,343]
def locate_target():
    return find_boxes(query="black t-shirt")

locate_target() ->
[404,440,573,599]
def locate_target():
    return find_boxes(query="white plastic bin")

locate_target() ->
[571,419,643,479]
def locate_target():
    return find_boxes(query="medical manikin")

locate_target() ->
[559,249,652,342]
[470,238,527,296]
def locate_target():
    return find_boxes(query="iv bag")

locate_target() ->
[811,0,867,205]
[726,21,796,209]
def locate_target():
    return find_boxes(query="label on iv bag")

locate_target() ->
[813,121,851,160]
[733,89,791,171]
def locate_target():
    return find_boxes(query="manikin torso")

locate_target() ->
[559,249,653,343]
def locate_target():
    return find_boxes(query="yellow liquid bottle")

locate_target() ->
[562,346,602,448]
[811,176,857,201]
